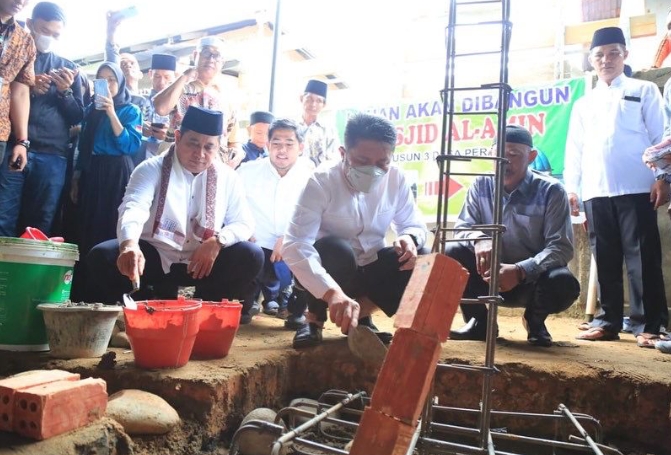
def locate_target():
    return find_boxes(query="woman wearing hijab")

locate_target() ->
[74,61,142,257]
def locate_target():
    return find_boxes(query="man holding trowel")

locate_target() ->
[85,106,264,324]
[282,113,428,348]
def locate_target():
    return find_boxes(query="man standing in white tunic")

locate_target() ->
[238,118,313,319]
[565,27,669,345]
[86,106,264,324]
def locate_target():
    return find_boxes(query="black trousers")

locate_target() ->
[445,242,580,323]
[85,239,264,313]
[301,236,413,323]
[585,194,667,335]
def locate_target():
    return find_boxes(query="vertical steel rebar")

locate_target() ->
[479,0,511,448]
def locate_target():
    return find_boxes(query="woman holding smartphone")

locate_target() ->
[73,61,142,258]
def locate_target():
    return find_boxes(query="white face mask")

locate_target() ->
[34,33,55,53]
[344,162,387,193]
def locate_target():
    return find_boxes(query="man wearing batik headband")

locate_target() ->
[153,36,244,168]
[297,79,339,167]
[86,106,264,324]
[448,125,578,347]
[565,26,669,346]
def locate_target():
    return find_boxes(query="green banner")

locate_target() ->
[335,77,586,221]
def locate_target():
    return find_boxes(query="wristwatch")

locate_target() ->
[59,88,73,98]
[15,139,30,150]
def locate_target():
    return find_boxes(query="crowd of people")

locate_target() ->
[2,1,671,351]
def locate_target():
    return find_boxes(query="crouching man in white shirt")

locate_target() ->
[86,105,264,324]
[237,118,313,319]
[282,113,428,348]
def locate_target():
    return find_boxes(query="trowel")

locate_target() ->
[348,325,388,367]
[122,278,140,310]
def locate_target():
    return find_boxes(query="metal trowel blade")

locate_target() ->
[348,325,388,367]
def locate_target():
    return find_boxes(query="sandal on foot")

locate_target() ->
[636,333,660,348]
[575,327,620,341]
[577,321,591,331]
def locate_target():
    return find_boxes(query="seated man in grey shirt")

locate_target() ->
[447,125,580,347]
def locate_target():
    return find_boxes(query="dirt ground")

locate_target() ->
[2,309,671,455]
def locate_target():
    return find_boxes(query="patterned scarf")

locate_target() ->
[152,145,218,248]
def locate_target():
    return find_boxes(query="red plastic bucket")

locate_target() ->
[124,298,202,368]
[191,300,242,359]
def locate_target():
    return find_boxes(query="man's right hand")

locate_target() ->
[116,241,145,283]
[568,192,580,216]
[31,74,51,96]
[474,239,492,276]
[182,67,197,82]
[322,288,360,335]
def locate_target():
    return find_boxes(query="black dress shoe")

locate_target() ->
[523,314,553,347]
[358,316,393,344]
[449,317,487,341]
[293,323,323,348]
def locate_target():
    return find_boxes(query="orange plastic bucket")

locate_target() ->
[124,298,202,368]
[191,300,242,359]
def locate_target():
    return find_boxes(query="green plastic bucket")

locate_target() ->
[0,238,79,351]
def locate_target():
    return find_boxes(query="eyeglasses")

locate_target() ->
[591,50,624,62]
[200,50,224,63]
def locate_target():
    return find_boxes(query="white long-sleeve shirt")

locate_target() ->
[282,163,427,300]
[564,74,664,201]
[117,154,254,273]
[237,157,313,250]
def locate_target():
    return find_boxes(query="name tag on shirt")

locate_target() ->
[623,95,641,102]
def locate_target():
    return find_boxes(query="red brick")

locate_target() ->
[0,370,79,432]
[370,328,441,424]
[394,253,468,342]
[349,408,416,455]
[13,377,107,440]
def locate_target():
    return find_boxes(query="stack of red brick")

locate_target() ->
[0,369,107,440]
[349,254,469,455]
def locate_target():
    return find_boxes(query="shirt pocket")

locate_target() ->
[617,98,644,133]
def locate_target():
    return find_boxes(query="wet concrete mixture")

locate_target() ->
[0,311,670,455]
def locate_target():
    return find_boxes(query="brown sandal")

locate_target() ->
[575,327,620,341]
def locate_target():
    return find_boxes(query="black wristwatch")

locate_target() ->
[58,88,73,98]
[15,139,30,150]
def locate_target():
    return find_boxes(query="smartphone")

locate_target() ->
[151,122,167,129]
[110,6,138,22]
[93,79,109,110]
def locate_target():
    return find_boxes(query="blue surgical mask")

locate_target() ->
[345,163,387,193]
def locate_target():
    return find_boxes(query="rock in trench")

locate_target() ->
[106,389,180,435]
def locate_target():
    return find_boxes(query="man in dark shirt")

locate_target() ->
[0,2,83,236]
[447,125,579,347]
[240,110,273,166]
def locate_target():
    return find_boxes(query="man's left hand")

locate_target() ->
[188,237,221,279]
[394,234,418,271]
[650,179,670,210]
[8,144,27,172]
[483,263,521,292]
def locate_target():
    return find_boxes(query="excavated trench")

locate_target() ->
[0,315,670,455]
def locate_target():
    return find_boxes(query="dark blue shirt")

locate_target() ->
[241,141,267,164]
[454,169,574,282]
[28,52,84,156]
